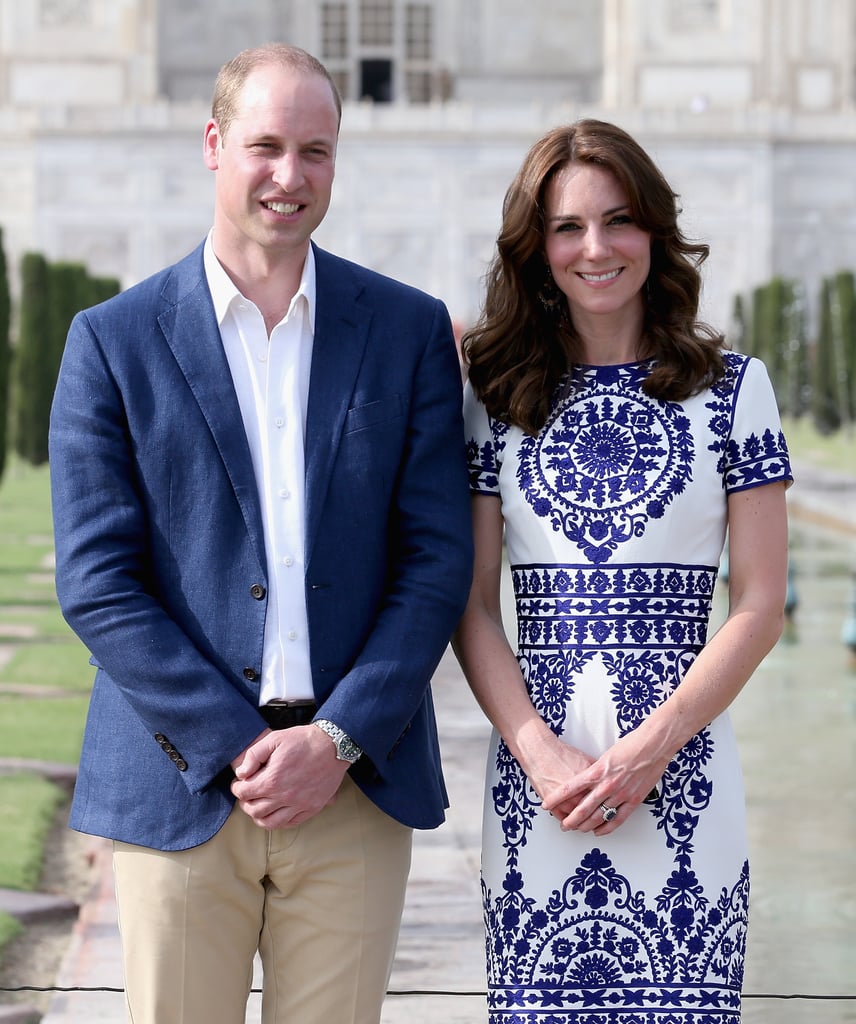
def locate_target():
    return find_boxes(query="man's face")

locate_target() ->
[204,63,339,263]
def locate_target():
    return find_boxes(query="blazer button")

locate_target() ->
[243,667,259,682]
[175,758,188,771]
[250,584,266,600]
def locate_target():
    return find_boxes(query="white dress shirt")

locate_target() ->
[203,234,315,704]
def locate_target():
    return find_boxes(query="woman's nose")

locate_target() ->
[583,226,610,258]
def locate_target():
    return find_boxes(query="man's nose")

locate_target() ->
[272,153,303,192]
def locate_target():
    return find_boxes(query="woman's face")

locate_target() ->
[543,161,651,328]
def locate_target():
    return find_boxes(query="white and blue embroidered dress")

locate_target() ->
[463,352,792,1024]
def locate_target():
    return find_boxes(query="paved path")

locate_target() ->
[5,458,856,1023]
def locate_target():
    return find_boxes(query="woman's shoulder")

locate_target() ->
[711,350,774,395]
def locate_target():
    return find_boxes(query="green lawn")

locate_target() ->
[782,415,856,475]
[0,775,67,890]
[0,461,90,964]
[0,696,89,762]
[1,641,94,691]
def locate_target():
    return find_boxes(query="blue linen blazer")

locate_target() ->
[48,241,473,851]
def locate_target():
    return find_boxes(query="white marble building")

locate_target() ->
[0,0,855,333]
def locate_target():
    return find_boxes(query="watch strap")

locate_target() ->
[313,719,362,764]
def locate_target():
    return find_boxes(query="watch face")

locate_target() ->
[315,720,361,763]
[338,736,361,763]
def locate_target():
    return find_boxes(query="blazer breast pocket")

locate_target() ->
[342,394,405,436]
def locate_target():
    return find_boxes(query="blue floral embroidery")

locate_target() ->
[706,353,791,492]
[468,414,511,493]
[513,564,715,652]
[484,852,749,1023]
[516,365,695,564]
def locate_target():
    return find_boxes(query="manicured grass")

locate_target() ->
[0,697,89,763]
[0,461,90,972]
[0,463,55,536]
[0,774,66,890]
[782,416,856,475]
[0,774,63,975]
[0,914,21,955]
[0,567,56,604]
[0,606,76,640]
[1,642,94,692]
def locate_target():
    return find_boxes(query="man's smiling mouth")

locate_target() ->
[263,200,301,215]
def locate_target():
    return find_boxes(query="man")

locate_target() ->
[49,43,473,1024]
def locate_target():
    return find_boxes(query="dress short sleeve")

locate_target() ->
[463,380,505,495]
[718,354,793,494]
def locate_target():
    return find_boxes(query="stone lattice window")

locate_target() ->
[321,3,349,59]
[320,0,438,103]
[360,1,394,45]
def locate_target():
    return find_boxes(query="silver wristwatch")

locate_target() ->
[313,719,362,764]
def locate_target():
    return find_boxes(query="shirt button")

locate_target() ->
[288,631,297,641]
[275,416,284,428]
[279,489,291,500]
[283,556,293,567]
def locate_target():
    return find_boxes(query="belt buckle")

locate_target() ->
[260,699,317,731]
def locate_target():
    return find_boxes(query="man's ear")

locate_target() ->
[203,119,222,171]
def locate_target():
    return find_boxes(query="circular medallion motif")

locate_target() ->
[517,365,694,563]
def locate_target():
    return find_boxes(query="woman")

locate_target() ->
[453,119,791,1023]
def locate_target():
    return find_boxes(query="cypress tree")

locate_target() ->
[48,262,89,380]
[88,275,121,307]
[0,228,10,481]
[728,293,747,353]
[782,281,809,419]
[746,285,763,359]
[831,270,855,426]
[14,252,52,465]
[811,277,840,434]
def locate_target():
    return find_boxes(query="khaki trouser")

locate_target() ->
[113,777,413,1024]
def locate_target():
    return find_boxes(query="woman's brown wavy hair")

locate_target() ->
[462,119,725,434]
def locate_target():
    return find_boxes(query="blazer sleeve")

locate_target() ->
[309,292,474,772]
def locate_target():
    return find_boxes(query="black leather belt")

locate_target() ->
[259,701,317,730]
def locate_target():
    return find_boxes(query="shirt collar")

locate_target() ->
[203,231,316,332]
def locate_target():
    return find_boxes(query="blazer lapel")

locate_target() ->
[157,248,267,569]
[304,248,371,566]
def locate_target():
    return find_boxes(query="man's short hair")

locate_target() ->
[211,43,342,138]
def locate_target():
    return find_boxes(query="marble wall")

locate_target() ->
[0,0,854,335]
